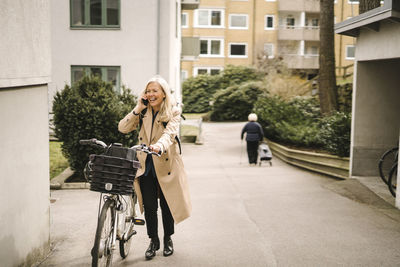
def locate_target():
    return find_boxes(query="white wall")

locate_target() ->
[0,1,51,266]
[356,20,400,61]
[350,59,400,177]
[0,0,51,88]
[50,0,181,109]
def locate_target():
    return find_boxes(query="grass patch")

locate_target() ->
[181,124,199,136]
[49,141,69,179]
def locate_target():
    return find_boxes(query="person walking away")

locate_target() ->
[241,113,264,165]
[118,75,192,260]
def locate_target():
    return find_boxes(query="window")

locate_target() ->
[346,45,355,59]
[182,13,188,28]
[264,43,274,58]
[70,0,120,28]
[309,46,318,55]
[311,18,319,27]
[229,14,248,29]
[286,17,295,28]
[195,9,224,27]
[229,43,247,58]
[193,67,223,76]
[348,0,359,4]
[265,15,274,30]
[181,70,188,83]
[199,38,224,57]
[71,65,121,92]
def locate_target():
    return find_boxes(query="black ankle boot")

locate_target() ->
[163,237,174,257]
[145,238,160,260]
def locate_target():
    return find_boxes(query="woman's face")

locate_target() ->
[145,82,165,111]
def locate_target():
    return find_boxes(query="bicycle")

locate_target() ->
[80,139,160,267]
[388,162,397,197]
[378,147,398,186]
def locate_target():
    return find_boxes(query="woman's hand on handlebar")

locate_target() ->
[131,144,161,157]
[149,144,162,154]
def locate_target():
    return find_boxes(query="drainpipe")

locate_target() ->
[156,0,160,74]
[252,0,256,65]
[338,0,344,76]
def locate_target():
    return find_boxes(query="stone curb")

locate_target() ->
[268,140,350,179]
[50,167,74,190]
[50,167,90,190]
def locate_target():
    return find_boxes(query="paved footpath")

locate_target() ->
[42,122,400,267]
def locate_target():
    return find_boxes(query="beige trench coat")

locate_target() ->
[118,106,191,224]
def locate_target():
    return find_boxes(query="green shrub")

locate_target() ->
[318,112,351,157]
[254,95,351,156]
[218,65,262,90]
[52,76,138,174]
[337,83,352,113]
[182,74,221,113]
[182,65,263,113]
[254,96,322,148]
[210,81,268,121]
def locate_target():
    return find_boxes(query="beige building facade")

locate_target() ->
[182,0,359,79]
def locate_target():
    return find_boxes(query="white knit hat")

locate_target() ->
[248,113,258,121]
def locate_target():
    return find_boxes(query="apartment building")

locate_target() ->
[50,0,183,108]
[181,0,358,80]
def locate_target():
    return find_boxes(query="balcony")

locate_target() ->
[278,26,319,41]
[181,0,199,10]
[278,0,320,13]
[181,37,200,60]
[282,54,319,69]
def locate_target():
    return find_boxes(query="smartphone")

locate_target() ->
[141,98,149,106]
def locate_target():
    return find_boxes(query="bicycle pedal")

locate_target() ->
[133,219,145,225]
[125,230,137,242]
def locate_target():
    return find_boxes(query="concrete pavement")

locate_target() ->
[41,122,400,266]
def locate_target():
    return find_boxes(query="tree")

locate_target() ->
[359,0,380,14]
[318,0,338,115]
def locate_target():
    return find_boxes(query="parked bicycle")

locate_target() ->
[378,146,398,197]
[388,162,397,197]
[80,139,160,267]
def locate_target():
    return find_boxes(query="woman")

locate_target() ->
[118,76,191,260]
[241,113,264,165]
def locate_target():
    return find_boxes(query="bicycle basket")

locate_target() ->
[88,145,141,195]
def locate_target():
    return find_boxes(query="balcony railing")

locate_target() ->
[181,37,200,60]
[278,26,320,41]
[181,0,199,10]
[282,54,319,69]
[278,0,320,13]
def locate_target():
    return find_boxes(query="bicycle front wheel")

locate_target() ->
[388,163,397,197]
[119,195,136,258]
[92,198,115,267]
[378,147,398,185]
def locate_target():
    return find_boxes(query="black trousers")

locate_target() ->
[139,172,174,240]
[246,141,259,164]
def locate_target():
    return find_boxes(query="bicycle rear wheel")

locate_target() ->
[92,198,115,267]
[388,163,397,197]
[378,147,398,185]
[119,195,136,258]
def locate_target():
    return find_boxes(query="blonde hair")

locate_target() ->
[143,75,176,122]
[248,113,258,121]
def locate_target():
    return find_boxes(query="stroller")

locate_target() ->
[258,142,272,166]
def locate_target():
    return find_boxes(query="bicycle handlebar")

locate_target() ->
[79,138,107,148]
[131,144,161,157]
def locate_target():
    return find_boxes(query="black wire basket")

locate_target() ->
[88,144,140,195]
